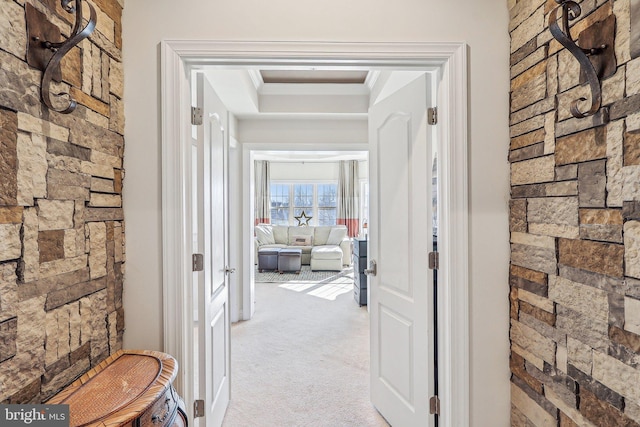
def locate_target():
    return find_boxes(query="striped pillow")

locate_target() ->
[290,235,313,246]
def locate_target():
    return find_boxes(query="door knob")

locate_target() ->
[364,260,377,276]
[224,266,236,274]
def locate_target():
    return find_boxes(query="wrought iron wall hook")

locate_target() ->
[549,0,615,120]
[26,0,97,114]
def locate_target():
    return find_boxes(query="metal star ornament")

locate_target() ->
[294,210,312,226]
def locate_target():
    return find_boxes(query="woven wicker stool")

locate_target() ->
[278,248,302,273]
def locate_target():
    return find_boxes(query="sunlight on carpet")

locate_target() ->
[305,281,351,300]
[224,267,389,427]
[280,280,352,301]
[256,266,355,301]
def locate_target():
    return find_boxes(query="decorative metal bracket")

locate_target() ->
[26,0,97,114]
[549,0,616,120]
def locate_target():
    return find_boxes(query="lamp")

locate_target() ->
[25,0,97,114]
[549,0,616,120]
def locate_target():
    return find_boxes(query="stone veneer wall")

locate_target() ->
[0,0,124,402]
[509,0,640,425]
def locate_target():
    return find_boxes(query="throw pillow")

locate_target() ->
[255,224,275,245]
[326,227,347,245]
[290,235,313,246]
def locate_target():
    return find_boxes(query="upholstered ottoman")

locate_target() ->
[310,246,343,271]
[258,247,281,272]
[278,248,302,273]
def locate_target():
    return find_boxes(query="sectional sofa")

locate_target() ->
[255,224,351,271]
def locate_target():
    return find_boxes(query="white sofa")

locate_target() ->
[255,224,351,271]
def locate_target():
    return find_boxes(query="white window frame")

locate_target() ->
[270,181,338,226]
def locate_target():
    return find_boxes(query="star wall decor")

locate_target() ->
[295,211,312,226]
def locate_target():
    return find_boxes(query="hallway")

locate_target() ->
[222,277,389,426]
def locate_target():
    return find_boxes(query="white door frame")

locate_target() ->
[160,40,469,426]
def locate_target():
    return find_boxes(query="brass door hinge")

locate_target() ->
[191,106,203,125]
[194,399,204,418]
[192,253,204,272]
[429,395,440,415]
[428,251,439,270]
[428,107,438,125]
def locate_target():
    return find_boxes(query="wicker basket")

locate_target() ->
[47,350,186,427]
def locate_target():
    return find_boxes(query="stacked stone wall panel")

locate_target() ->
[0,0,124,403]
[510,0,640,425]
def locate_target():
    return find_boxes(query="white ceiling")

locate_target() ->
[201,68,426,119]
[254,150,368,162]
[197,68,426,163]
[259,70,369,84]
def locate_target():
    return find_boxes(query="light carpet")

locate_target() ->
[255,265,354,283]
[222,276,390,427]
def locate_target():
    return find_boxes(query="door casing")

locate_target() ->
[160,40,469,426]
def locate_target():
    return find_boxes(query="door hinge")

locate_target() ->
[191,106,203,125]
[192,253,204,272]
[429,395,440,415]
[428,251,439,270]
[428,107,438,125]
[194,399,205,418]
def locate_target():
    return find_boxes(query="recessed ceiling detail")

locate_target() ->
[260,70,369,84]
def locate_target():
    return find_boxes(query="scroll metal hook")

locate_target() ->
[549,0,602,119]
[41,0,97,114]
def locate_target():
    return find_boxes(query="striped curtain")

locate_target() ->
[255,160,270,225]
[337,160,359,237]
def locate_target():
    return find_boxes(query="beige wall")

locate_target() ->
[122,1,511,425]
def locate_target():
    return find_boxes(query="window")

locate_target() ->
[270,184,290,225]
[317,184,337,225]
[270,183,337,226]
[293,184,313,221]
[360,180,369,235]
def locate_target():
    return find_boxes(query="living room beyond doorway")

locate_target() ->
[248,150,369,311]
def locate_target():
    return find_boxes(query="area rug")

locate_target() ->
[255,265,354,283]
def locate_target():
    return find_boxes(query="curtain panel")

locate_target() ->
[255,160,270,225]
[337,160,359,237]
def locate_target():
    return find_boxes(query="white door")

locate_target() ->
[368,74,435,426]
[195,73,231,427]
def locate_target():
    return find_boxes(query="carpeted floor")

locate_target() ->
[222,272,390,427]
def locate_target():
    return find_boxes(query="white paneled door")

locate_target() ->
[195,73,231,427]
[368,74,435,426]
